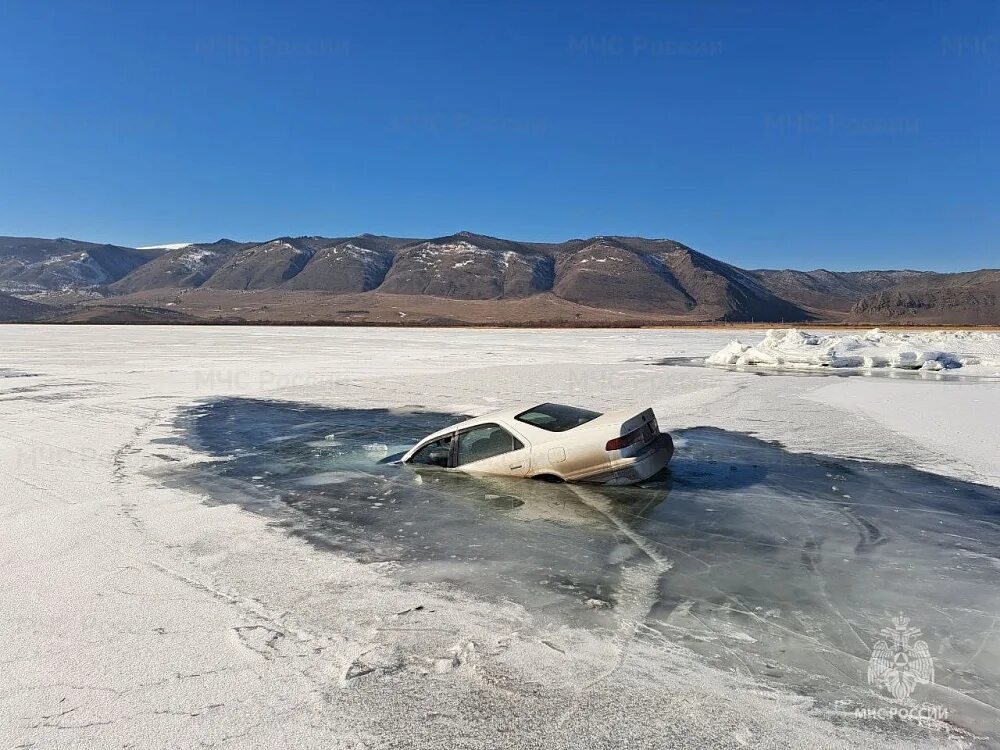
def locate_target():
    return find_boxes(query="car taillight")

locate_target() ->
[606,428,644,452]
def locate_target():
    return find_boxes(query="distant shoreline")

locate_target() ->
[5,320,999,332]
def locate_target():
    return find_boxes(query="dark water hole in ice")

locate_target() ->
[167,397,1000,732]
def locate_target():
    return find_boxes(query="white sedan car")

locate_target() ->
[401,402,673,485]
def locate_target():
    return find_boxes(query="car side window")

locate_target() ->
[409,435,452,467]
[456,424,524,466]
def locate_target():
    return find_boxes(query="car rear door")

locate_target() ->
[454,423,531,477]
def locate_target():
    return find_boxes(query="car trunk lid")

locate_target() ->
[597,408,660,453]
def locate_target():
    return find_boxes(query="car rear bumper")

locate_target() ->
[582,433,674,485]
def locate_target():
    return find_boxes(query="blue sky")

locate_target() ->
[1,1,996,271]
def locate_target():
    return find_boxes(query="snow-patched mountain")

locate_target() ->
[750,269,929,313]
[848,270,1000,325]
[0,236,162,297]
[283,235,411,292]
[653,240,810,322]
[110,240,248,293]
[3,232,995,324]
[0,293,51,321]
[548,236,808,321]
[379,232,554,299]
[202,237,332,290]
[552,237,693,312]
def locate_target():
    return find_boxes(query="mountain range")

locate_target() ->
[1,233,995,325]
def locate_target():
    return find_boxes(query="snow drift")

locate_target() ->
[706,328,1000,376]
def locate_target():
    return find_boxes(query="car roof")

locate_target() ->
[414,402,598,445]
[417,404,532,442]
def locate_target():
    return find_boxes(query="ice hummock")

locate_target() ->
[706,328,1000,376]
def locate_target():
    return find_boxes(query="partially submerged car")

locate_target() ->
[400,402,673,485]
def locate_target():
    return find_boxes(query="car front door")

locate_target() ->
[455,423,531,477]
[407,433,455,469]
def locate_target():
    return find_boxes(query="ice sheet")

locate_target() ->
[2,324,997,749]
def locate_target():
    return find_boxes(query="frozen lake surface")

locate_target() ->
[3,325,999,749]
[173,397,1000,733]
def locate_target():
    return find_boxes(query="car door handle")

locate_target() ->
[509,463,523,469]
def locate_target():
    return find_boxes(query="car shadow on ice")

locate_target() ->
[160,397,1000,731]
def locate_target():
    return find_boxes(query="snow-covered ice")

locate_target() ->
[707,328,1000,377]
[1,324,998,749]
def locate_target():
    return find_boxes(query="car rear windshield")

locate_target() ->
[514,403,602,432]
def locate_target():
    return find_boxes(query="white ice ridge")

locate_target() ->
[706,327,1000,376]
